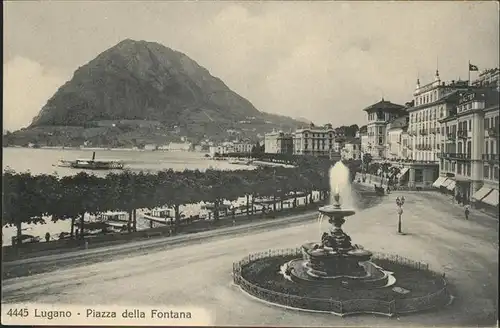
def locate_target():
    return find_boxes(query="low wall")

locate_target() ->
[232,249,449,317]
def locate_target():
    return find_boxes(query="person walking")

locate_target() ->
[464,204,471,220]
[45,232,50,243]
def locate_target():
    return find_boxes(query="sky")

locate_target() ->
[3,1,499,131]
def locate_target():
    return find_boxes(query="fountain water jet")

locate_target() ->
[329,161,356,210]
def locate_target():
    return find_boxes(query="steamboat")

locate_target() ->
[57,152,125,170]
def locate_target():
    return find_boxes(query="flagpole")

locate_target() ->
[468,60,471,86]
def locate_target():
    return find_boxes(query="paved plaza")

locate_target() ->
[2,191,498,327]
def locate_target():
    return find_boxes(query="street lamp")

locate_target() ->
[396,196,405,233]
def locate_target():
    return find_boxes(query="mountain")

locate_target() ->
[19,39,306,146]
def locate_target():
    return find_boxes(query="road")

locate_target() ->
[2,191,498,327]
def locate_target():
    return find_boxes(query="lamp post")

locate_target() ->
[396,196,405,233]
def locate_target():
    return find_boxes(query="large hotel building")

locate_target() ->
[436,88,499,206]
[359,68,498,210]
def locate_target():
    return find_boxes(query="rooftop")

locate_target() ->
[387,116,409,130]
[407,90,462,112]
[362,98,405,112]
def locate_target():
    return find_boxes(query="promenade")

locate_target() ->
[2,191,498,327]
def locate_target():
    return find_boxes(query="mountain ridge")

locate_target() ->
[32,39,263,128]
[8,39,308,147]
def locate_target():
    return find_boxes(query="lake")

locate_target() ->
[2,147,256,176]
[1,147,261,246]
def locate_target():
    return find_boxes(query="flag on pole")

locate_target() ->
[469,63,479,71]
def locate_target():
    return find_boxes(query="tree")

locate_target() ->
[2,171,56,246]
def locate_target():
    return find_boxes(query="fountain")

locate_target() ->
[233,161,450,316]
[284,167,393,289]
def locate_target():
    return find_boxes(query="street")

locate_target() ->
[2,191,498,327]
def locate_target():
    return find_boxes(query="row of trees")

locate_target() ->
[3,156,338,245]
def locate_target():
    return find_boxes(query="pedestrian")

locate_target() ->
[45,232,50,242]
[464,204,470,220]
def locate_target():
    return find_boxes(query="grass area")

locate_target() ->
[240,255,446,302]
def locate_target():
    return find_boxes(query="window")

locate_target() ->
[485,118,489,129]
[495,167,499,181]
[484,165,490,179]
[466,163,471,176]
[486,141,489,154]
[467,141,471,154]
[468,120,471,131]
[378,137,383,145]
[457,163,462,175]
[491,140,495,154]
[415,169,423,182]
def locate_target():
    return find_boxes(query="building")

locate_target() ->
[209,142,235,157]
[168,142,192,151]
[144,144,157,151]
[292,123,337,156]
[472,68,499,90]
[402,71,472,187]
[233,141,254,154]
[264,131,293,154]
[435,88,499,206]
[341,138,362,160]
[362,98,407,160]
[385,116,410,160]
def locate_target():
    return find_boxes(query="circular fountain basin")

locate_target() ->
[318,205,356,217]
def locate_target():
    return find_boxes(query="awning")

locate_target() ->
[397,168,409,179]
[446,180,456,191]
[441,179,453,188]
[432,177,447,188]
[482,189,499,207]
[471,187,492,202]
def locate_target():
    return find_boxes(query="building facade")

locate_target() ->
[362,99,407,160]
[472,68,499,90]
[402,71,471,187]
[341,138,362,160]
[436,88,499,205]
[292,123,338,156]
[385,116,409,160]
[233,141,253,154]
[264,131,294,154]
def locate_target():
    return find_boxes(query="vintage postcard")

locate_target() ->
[2,1,499,327]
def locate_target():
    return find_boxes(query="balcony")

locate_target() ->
[447,133,456,141]
[419,129,428,135]
[482,154,499,163]
[487,127,498,138]
[444,153,471,160]
[457,130,468,139]
[429,128,437,134]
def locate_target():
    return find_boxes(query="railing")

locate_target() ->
[429,128,436,134]
[482,154,500,162]
[447,134,456,141]
[444,153,471,160]
[419,129,428,135]
[233,249,448,317]
[487,128,498,137]
[457,130,468,139]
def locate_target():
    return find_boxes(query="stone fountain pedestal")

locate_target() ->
[286,196,393,289]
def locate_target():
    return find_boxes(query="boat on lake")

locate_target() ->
[96,211,130,232]
[56,152,125,170]
[142,208,176,225]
